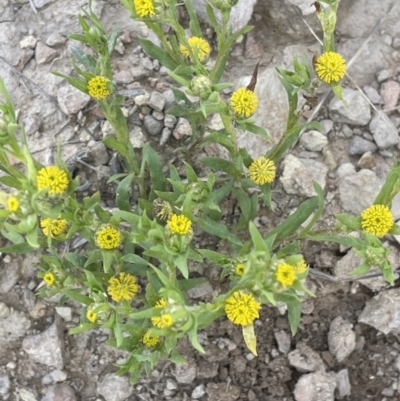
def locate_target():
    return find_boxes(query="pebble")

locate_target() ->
[0,263,20,294]
[19,388,37,401]
[41,384,77,401]
[164,114,177,129]
[0,308,31,344]
[192,384,206,399]
[294,371,336,401]
[335,369,351,399]
[377,69,393,82]
[288,343,326,373]
[172,117,192,140]
[320,119,333,135]
[35,41,58,64]
[187,282,213,299]
[357,151,377,169]
[274,330,291,354]
[20,35,38,50]
[159,127,172,146]
[129,126,145,148]
[380,80,400,111]
[143,115,164,135]
[0,375,10,396]
[57,85,90,115]
[32,0,55,8]
[206,382,241,401]
[148,91,166,111]
[46,33,66,47]
[173,361,197,383]
[329,88,371,125]
[134,92,150,106]
[348,136,377,155]
[328,316,356,362]
[22,316,65,369]
[340,124,353,138]
[55,307,72,322]
[50,369,67,382]
[363,85,382,104]
[369,112,399,149]
[300,130,328,151]
[89,141,110,166]
[97,374,133,401]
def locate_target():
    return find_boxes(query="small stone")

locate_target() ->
[320,119,333,135]
[57,85,90,115]
[206,383,241,401]
[377,69,393,82]
[19,388,37,401]
[35,42,58,64]
[348,136,377,155]
[274,330,291,354]
[55,307,72,322]
[173,118,192,140]
[50,369,67,382]
[369,112,399,149]
[294,371,336,401]
[300,130,328,151]
[0,375,10,396]
[22,316,65,369]
[129,126,145,148]
[159,127,172,146]
[341,124,353,138]
[173,361,197,384]
[134,92,150,106]
[382,387,394,397]
[335,369,351,399]
[328,316,356,363]
[288,343,326,373]
[46,33,66,47]
[148,91,166,111]
[0,309,31,344]
[41,384,77,401]
[101,120,115,139]
[0,303,10,319]
[89,142,110,166]
[232,355,247,373]
[20,35,38,50]
[152,110,164,121]
[32,0,54,7]
[97,374,133,401]
[0,263,20,294]
[357,151,377,169]
[23,113,41,136]
[192,384,206,399]
[143,115,164,135]
[363,86,382,104]
[164,114,177,128]
[187,282,213,299]
[380,80,400,112]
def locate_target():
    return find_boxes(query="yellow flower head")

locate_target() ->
[87,309,98,323]
[43,272,56,286]
[225,291,261,326]
[361,204,394,237]
[167,214,192,235]
[37,166,69,195]
[153,198,173,221]
[7,196,19,212]
[230,87,259,118]
[151,298,173,328]
[40,217,68,237]
[295,259,308,275]
[107,272,139,302]
[248,156,276,185]
[134,0,155,17]
[180,36,211,62]
[276,263,296,287]
[315,51,346,83]
[235,263,246,276]
[87,76,111,99]
[96,225,122,249]
[142,330,159,347]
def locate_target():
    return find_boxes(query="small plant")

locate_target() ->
[0,0,399,384]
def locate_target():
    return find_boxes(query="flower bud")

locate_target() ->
[209,0,239,10]
[189,75,212,99]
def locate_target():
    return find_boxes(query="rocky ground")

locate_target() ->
[1,0,400,400]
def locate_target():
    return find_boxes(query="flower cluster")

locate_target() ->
[225,291,261,326]
[230,88,259,118]
[43,272,56,286]
[142,330,159,347]
[361,204,394,237]
[7,196,19,212]
[134,0,155,18]
[315,51,346,83]
[167,214,192,235]
[87,76,111,99]
[275,263,296,287]
[37,166,69,195]
[96,225,122,249]
[180,37,211,62]
[151,298,173,328]
[40,217,68,237]
[248,157,276,185]
[87,309,98,323]
[107,272,139,302]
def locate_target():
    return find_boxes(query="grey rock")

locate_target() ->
[358,289,400,334]
[20,35,38,50]
[274,330,291,354]
[46,33,66,47]
[337,163,356,179]
[300,130,328,151]
[363,86,382,104]
[380,80,400,111]
[0,308,31,344]
[102,120,115,139]
[143,115,163,135]
[173,361,197,384]
[148,91,165,112]
[329,89,371,126]
[97,374,133,401]
[57,85,90,115]
[19,389,37,401]
[192,384,206,399]
[22,317,65,369]
[173,118,192,140]
[159,127,172,146]
[280,155,328,197]
[129,126,145,148]
[357,151,377,169]
[35,42,58,65]
[232,355,247,373]
[23,113,42,136]
[33,0,55,8]
[41,384,77,401]
[193,0,257,33]
[335,369,351,399]
[377,69,394,83]
[328,316,356,363]
[369,113,399,149]
[89,141,110,166]
[206,382,241,401]
[341,124,353,138]
[0,263,20,294]
[288,343,326,373]
[287,0,316,15]
[55,307,72,322]
[320,120,333,135]
[134,92,150,106]
[164,114,177,129]
[152,110,164,120]
[382,387,395,397]
[294,371,336,401]
[0,302,10,319]
[187,282,213,299]
[49,369,67,382]
[0,375,10,396]
[348,136,377,155]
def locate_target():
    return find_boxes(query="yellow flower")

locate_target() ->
[37,166,69,195]
[235,263,246,276]
[7,196,19,212]
[87,76,111,99]
[225,291,261,326]
[151,298,173,328]
[87,309,98,323]
[295,259,308,274]
[180,37,211,62]
[96,225,122,249]
[230,87,259,118]
[43,272,56,286]
[276,263,296,287]
[248,156,276,185]
[134,0,155,17]
[40,217,68,237]
[142,330,159,347]
[315,51,346,83]
[107,272,139,302]
[153,198,173,221]
[167,214,192,235]
[361,204,394,237]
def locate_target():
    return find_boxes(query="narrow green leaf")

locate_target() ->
[69,323,97,335]
[143,142,166,195]
[201,157,239,177]
[116,173,135,212]
[139,37,179,70]
[198,216,242,246]
[287,301,301,336]
[62,289,93,305]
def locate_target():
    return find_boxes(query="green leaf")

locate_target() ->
[107,27,120,54]
[287,301,301,336]
[178,277,207,292]
[139,37,178,70]
[335,213,362,230]
[69,323,97,335]
[169,350,187,365]
[185,0,202,37]
[374,165,400,206]
[0,176,23,189]
[232,187,252,221]
[0,242,35,253]
[121,253,149,266]
[113,210,140,226]
[103,136,129,158]
[306,233,364,248]
[249,221,268,252]
[349,262,371,276]
[198,216,242,246]
[276,241,301,259]
[175,255,189,279]
[51,72,88,93]
[114,315,124,347]
[201,157,239,177]
[142,142,166,196]
[62,289,93,305]
[237,121,269,140]
[206,4,220,34]
[129,307,157,320]
[69,45,97,72]
[242,323,257,355]
[188,318,205,353]
[116,173,135,212]
[102,250,113,273]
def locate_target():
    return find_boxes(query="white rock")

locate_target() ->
[19,388,37,401]
[288,343,326,373]
[335,369,351,399]
[50,369,67,382]
[192,384,206,399]
[300,130,328,151]
[328,316,356,363]
[294,371,336,401]
[55,307,72,322]
[97,374,133,401]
